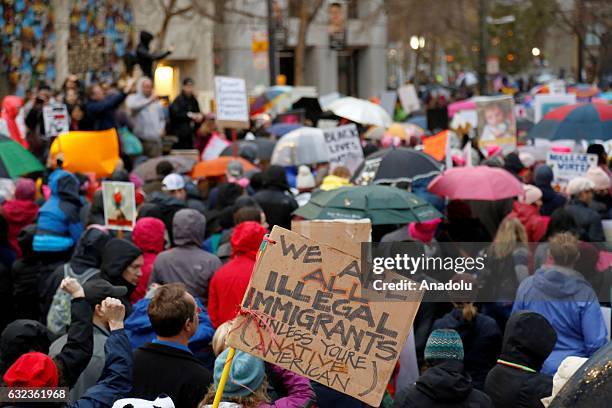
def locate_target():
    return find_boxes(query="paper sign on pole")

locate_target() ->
[214,76,250,129]
[534,94,576,123]
[379,91,398,117]
[292,219,371,258]
[43,104,70,138]
[397,85,420,114]
[546,152,598,191]
[227,226,421,406]
[102,181,136,231]
[475,95,516,155]
[323,124,364,174]
[201,134,230,161]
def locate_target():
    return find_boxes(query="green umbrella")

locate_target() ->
[294,185,442,225]
[0,135,44,179]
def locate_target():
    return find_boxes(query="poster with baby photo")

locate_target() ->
[475,95,516,154]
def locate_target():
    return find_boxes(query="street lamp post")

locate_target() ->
[410,35,425,87]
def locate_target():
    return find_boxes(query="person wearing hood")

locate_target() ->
[512,232,607,375]
[149,209,222,305]
[504,152,525,180]
[41,227,112,320]
[100,238,144,316]
[564,177,606,243]
[33,169,84,256]
[0,95,28,148]
[508,184,550,242]
[49,279,129,400]
[131,217,166,303]
[432,274,502,390]
[393,329,493,408]
[294,165,315,206]
[0,319,51,375]
[135,31,172,79]
[126,77,166,158]
[1,178,39,257]
[253,165,298,229]
[484,311,557,408]
[534,165,566,216]
[319,165,352,191]
[208,221,267,328]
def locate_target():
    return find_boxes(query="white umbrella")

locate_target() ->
[271,127,331,166]
[326,97,392,127]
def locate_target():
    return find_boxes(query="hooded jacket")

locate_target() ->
[512,265,607,374]
[100,239,143,315]
[432,309,502,390]
[135,31,171,79]
[0,96,28,148]
[565,198,606,243]
[393,360,493,408]
[149,209,222,304]
[11,225,45,320]
[1,197,39,257]
[208,221,267,328]
[126,78,165,142]
[485,311,557,408]
[253,166,298,229]
[131,217,165,303]
[34,170,84,252]
[508,201,549,242]
[534,165,566,216]
[0,319,51,375]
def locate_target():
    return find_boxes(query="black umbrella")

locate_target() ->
[352,147,443,186]
[220,138,276,161]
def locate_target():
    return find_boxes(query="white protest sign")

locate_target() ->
[102,181,136,231]
[323,124,364,174]
[546,152,598,190]
[201,134,230,161]
[214,76,249,129]
[397,85,420,114]
[43,104,70,138]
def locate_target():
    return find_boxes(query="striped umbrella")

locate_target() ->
[527,103,612,141]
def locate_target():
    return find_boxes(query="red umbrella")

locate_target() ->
[427,166,523,200]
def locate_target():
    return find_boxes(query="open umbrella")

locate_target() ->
[220,138,276,161]
[326,97,392,127]
[0,134,44,178]
[250,85,293,114]
[294,185,442,225]
[192,157,256,179]
[405,115,427,129]
[133,155,196,182]
[266,123,303,137]
[428,166,522,200]
[270,127,330,166]
[352,147,443,186]
[448,98,476,117]
[527,103,612,141]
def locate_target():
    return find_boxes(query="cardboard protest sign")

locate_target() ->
[214,76,249,129]
[227,226,422,406]
[323,124,364,174]
[292,219,371,258]
[475,95,516,154]
[43,104,70,138]
[546,152,598,191]
[102,181,136,231]
[534,94,576,122]
[398,85,420,114]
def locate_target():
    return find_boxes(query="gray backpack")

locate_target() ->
[47,264,99,335]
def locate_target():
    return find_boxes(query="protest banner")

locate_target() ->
[292,219,371,258]
[397,84,420,114]
[49,129,119,177]
[43,104,70,138]
[534,94,576,122]
[227,226,422,406]
[546,151,598,190]
[475,95,516,154]
[201,135,230,161]
[323,124,364,174]
[214,76,249,129]
[102,181,136,231]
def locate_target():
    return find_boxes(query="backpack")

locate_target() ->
[47,264,99,335]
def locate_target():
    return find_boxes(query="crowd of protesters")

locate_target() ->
[0,58,611,408]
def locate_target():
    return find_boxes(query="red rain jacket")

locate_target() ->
[1,199,39,257]
[131,217,165,303]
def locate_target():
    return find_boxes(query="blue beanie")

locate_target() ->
[424,329,464,362]
[213,349,265,398]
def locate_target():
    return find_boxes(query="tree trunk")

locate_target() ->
[294,1,309,86]
[156,0,178,52]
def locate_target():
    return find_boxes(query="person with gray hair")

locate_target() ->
[148,209,221,305]
[126,77,166,158]
[564,177,606,243]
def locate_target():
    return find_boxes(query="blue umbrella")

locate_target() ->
[527,103,612,141]
[266,123,303,137]
[405,115,427,129]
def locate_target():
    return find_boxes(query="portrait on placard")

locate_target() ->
[476,96,516,153]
